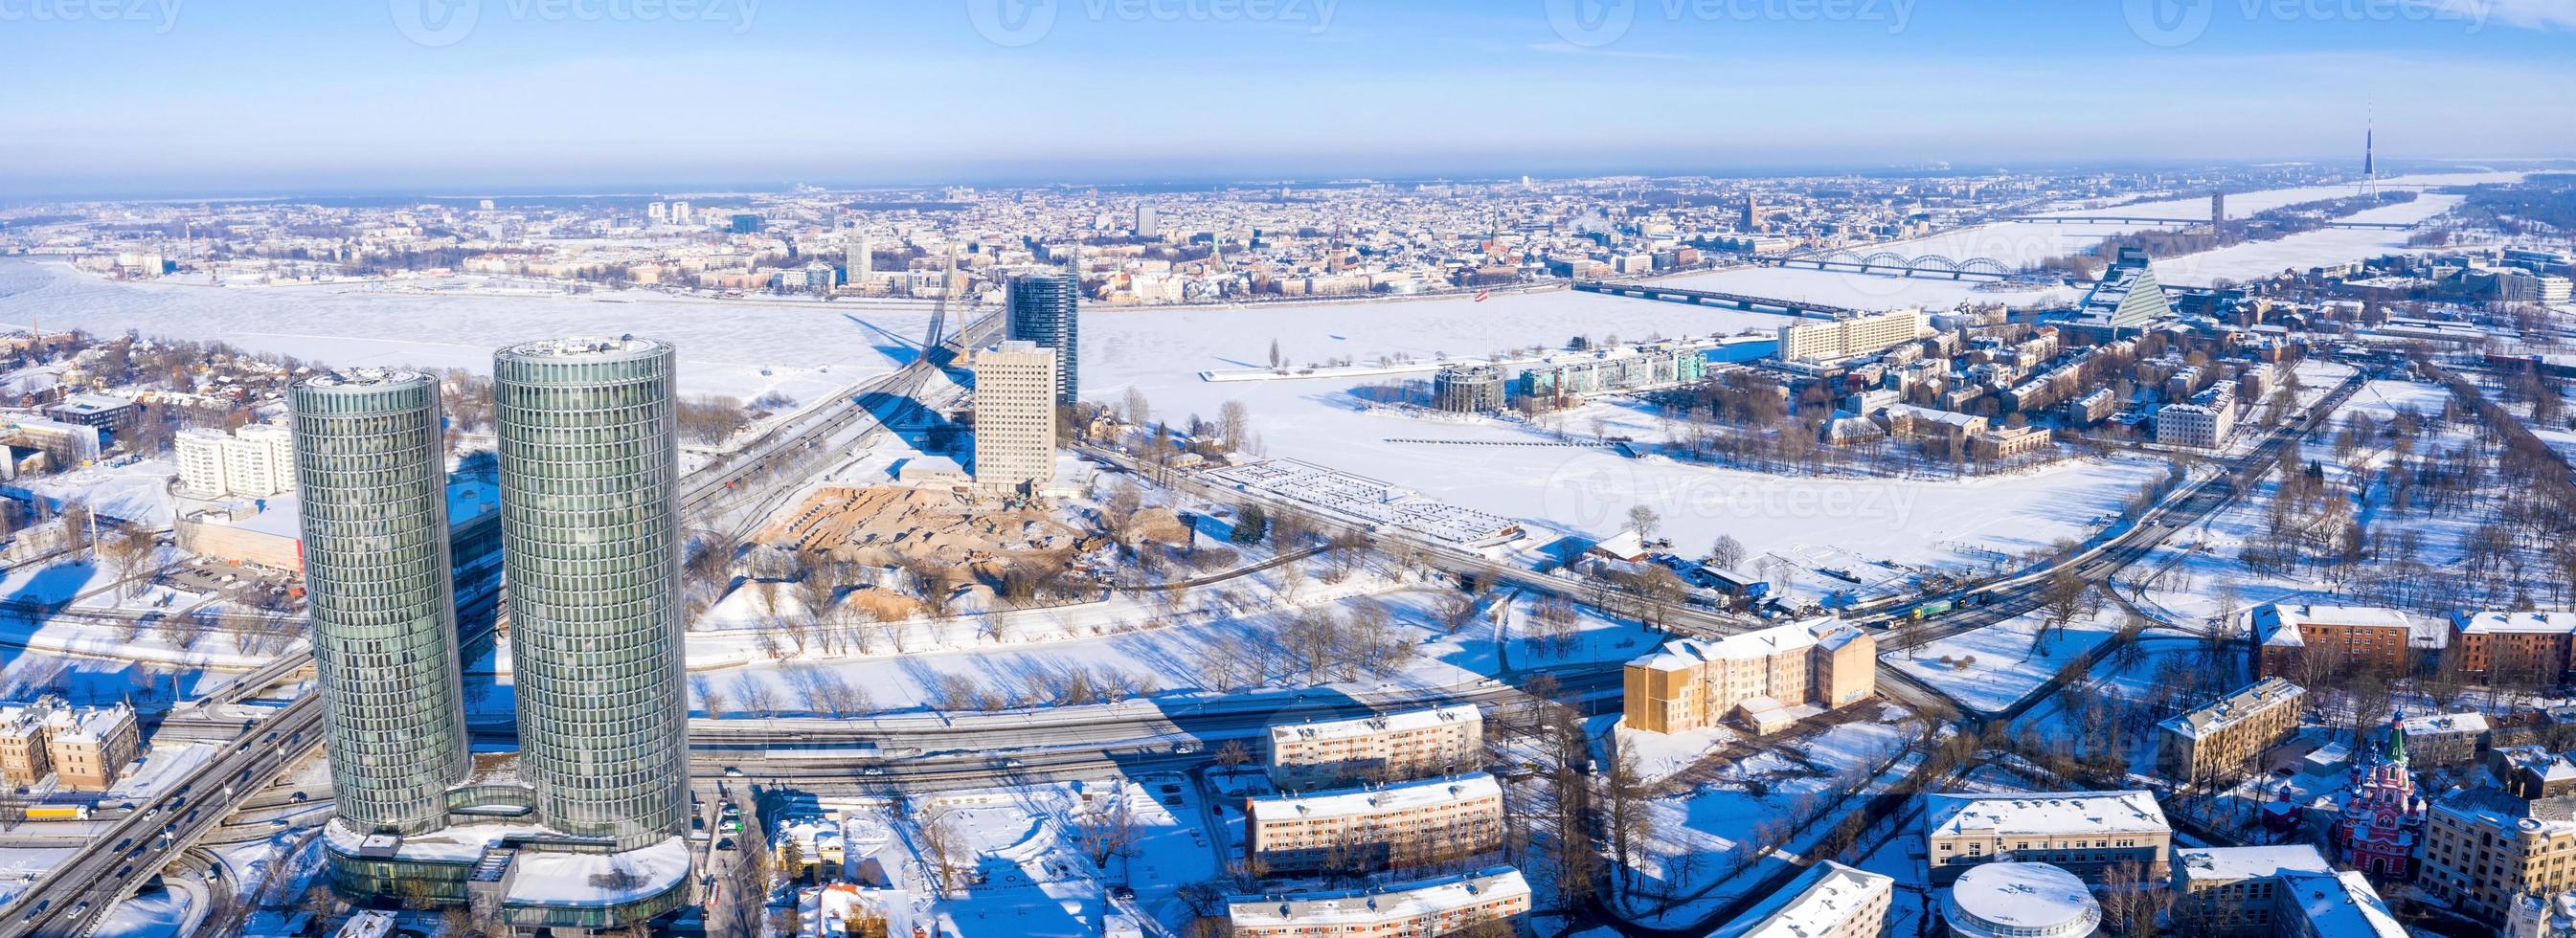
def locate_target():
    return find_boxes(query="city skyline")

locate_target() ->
[4,2,2574,197]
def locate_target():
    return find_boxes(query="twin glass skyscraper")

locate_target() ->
[290,368,470,837]
[297,338,689,917]
[490,337,689,849]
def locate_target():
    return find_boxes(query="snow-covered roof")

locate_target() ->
[1707,860,1892,938]
[2158,677,2304,740]
[505,836,693,908]
[2252,603,2423,647]
[1590,530,1647,562]
[1270,704,1480,747]
[1225,865,1528,927]
[2453,611,2576,636]
[1248,772,1502,824]
[2275,870,2406,938]
[2173,845,2330,883]
[1632,618,1835,672]
[1942,862,2098,936]
[1924,791,2169,838]
[2431,787,2576,838]
[2400,710,2488,737]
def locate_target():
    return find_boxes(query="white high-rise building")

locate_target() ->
[177,423,298,499]
[647,201,667,224]
[174,429,228,498]
[847,231,871,282]
[237,423,295,493]
[971,341,1058,490]
[221,433,283,497]
[669,200,691,226]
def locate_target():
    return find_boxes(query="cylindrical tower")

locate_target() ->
[290,368,468,837]
[494,336,688,849]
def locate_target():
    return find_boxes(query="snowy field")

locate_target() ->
[1085,287,2171,592]
[1884,607,2126,714]
[0,257,925,402]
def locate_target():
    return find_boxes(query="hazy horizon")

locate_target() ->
[6,1,2576,198]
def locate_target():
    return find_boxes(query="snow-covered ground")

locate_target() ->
[1885,607,2127,714]
[815,774,1220,938]
[2129,376,2534,626]
[1609,703,1925,927]
[86,884,193,938]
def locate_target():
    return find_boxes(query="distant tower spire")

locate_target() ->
[2361,106,2381,200]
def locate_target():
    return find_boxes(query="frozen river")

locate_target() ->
[0,258,935,403]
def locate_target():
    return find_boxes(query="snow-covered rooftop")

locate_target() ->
[1706,860,1892,938]
[2400,710,2489,737]
[1942,862,2098,936]
[2158,677,2304,740]
[1225,865,1528,928]
[2173,845,2331,883]
[1924,790,2169,838]
[1269,704,1479,747]
[2276,870,2406,938]
[504,837,694,908]
[2453,611,2576,636]
[1247,772,1502,824]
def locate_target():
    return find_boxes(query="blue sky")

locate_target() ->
[2,0,2571,196]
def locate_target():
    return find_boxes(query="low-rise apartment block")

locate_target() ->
[1706,860,1890,938]
[0,697,141,791]
[1267,704,1483,791]
[1623,617,1875,735]
[2158,677,2305,784]
[1225,865,1529,938]
[2170,844,2332,936]
[1921,791,2171,882]
[2399,710,2489,768]
[1244,773,1505,874]
[2253,603,2429,681]
[2451,611,2576,682]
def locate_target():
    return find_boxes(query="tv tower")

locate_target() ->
[2360,109,2381,200]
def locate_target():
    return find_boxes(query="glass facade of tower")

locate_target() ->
[494,337,689,850]
[290,369,469,837]
[1006,269,1080,404]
